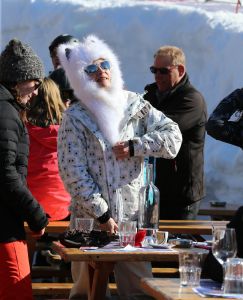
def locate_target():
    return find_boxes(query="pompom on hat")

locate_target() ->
[0,39,44,83]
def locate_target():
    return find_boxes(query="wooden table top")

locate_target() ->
[52,242,208,263]
[159,220,228,234]
[52,241,180,262]
[141,278,236,300]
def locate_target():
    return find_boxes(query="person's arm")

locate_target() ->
[206,89,243,148]
[58,114,110,221]
[0,108,48,232]
[131,102,182,159]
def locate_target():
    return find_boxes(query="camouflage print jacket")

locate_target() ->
[206,88,243,148]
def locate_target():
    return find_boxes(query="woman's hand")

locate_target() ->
[112,141,130,160]
[99,218,118,235]
[30,228,45,239]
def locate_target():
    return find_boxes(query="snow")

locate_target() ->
[1,0,243,204]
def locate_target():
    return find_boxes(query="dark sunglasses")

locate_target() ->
[85,60,111,74]
[150,65,177,75]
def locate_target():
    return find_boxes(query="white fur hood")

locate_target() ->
[57,34,124,105]
[58,35,127,145]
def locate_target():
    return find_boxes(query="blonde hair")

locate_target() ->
[27,77,66,127]
[154,46,186,66]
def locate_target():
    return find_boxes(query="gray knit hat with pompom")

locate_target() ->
[0,39,44,83]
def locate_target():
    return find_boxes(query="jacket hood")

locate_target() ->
[0,84,14,102]
[0,83,26,112]
[58,35,127,145]
[58,34,124,104]
[27,123,59,151]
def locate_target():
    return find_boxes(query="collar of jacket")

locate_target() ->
[0,83,27,112]
[145,73,190,101]
[64,90,151,141]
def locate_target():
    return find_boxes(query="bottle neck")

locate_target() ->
[145,164,153,185]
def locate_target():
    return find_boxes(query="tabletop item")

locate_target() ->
[224,258,243,294]
[169,238,193,248]
[212,227,237,289]
[138,163,159,245]
[178,251,202,287]
[210,201,226,207]
[194,279,243,299]
[75,218,94,232]
[155,231,169,245]
[118,220,137,247]
[59,230,118,248]
[134,229,147,247]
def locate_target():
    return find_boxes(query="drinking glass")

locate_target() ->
[178,251,202,287]
[224,258,243,294]
[75,218,94,232]
[118,220,137,247]
[212,227,237,289]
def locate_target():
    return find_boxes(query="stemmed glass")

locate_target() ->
[212,227,237,289]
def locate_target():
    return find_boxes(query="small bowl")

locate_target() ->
[210,201,226,207]
[168,239,193,248]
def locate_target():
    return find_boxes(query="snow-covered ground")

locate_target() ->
[1,0,243,204]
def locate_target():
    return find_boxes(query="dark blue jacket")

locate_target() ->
[206,88,243,148]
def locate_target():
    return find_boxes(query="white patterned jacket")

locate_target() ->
[58,90,182,227]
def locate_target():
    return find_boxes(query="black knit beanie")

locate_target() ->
[0,39,44,83]
[49,34,79,55]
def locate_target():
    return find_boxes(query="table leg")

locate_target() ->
[88,261,115,300]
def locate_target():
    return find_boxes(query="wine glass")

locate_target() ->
[212,227,237,289]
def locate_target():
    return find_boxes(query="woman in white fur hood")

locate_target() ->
[57,35,182,299]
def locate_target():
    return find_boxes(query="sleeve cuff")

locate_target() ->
[128,139,134,157]
[97,210,111,224]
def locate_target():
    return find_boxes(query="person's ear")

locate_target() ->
[177,64,185,77]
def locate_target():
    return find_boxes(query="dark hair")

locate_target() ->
[49,34,79,55]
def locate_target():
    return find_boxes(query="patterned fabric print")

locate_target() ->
[207,89,243,148]
[58,90,182,225]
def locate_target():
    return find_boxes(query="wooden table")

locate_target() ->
[24,221,69,234]
[141,278,236,300]
[199,202,240,220]
[159,220,228,235]
[52,242,206,300]
[25,219,225,263]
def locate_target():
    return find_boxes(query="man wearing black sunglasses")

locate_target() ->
[144,45,207,220]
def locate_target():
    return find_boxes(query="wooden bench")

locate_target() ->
[32,282,117,296]
[32,268,179,296]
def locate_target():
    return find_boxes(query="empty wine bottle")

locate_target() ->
[138,163,159,245]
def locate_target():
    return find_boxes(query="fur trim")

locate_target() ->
[58,35,126,145]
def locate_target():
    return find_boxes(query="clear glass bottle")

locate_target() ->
[138,163,160,245]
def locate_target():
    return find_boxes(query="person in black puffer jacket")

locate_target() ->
[0,39,49,300]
